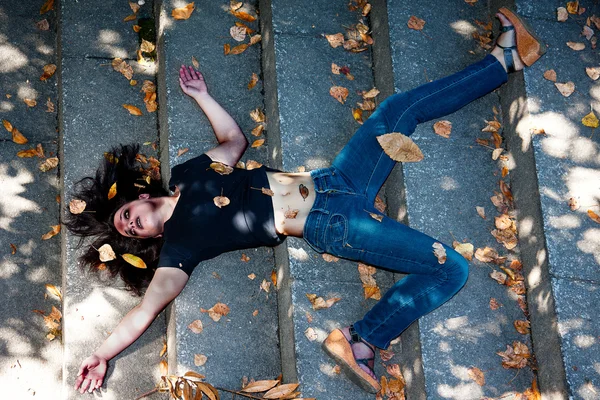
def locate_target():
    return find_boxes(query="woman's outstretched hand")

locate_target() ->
[74,354,108,394]
[179,65,208,97]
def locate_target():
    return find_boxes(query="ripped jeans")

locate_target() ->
[302,54,508,349]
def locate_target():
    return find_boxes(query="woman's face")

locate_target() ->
[113,195,164,239]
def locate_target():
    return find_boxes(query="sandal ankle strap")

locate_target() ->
[501,25,515,32]
[349,325,376,352]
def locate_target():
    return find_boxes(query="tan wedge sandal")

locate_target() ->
[322,326,381,393]
[498,7,547,66]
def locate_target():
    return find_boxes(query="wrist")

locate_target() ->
[192,92,211,102]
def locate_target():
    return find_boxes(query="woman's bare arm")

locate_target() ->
[74,268,189,394]
[179,65,248,166]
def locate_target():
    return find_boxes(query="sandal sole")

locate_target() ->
[499,7,546,66]
[322,329,381,394]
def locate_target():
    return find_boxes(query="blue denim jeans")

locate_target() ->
[303,54,508,349]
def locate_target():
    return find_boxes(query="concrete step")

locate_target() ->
[0,1,62,398]
[59,1,166,399]
[506,1,600,398]
[155,0,282,388]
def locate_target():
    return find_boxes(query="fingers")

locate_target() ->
[182,64,192,80]
[188,66,202,80]
[79,378,91,394]
[74,373,84,391]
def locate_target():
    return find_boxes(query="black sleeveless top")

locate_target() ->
[157,154,285,276]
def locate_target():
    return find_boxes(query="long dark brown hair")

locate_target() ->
[63,144,168,296]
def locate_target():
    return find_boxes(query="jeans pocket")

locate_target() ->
[325,214,348,245]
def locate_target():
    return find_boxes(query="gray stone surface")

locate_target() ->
[156,0,282,388]
[387,0,535,397]
[517,0,600,398]
[271,0,361,34]
[0,1,62,397]
[60,0,166,397]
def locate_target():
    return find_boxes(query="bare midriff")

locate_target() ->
[265,171,316,238]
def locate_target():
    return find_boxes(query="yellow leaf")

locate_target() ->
[232,10,256,22]
[98,244,117,262]
[567,1,579,14]
[210,162,233,175]
[2,119,13,132]
[23,98,37,107]
[121,253,147,269]
[133,24,141,32]
[377,132,424,162]
[172,2,195,20]
[251,139,265,148]
[200,302,230,322]
[588,209,600,223]
[248,72,259,89]
[42,225,60,240]
[246,160,262,170]
[123,14,137,22]
[251,124,264,136]
[250,108,266,122]
[191,56,200,69]
[159,360,168,376]
[140,39,155,53]
[123,104,143,115]
[223,43,231,55]
[39,157,59,172]
[582,111,599,128]
[108,182,117,200]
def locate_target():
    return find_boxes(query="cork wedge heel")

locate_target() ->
[498,7,546,66]
[322,328,381,394]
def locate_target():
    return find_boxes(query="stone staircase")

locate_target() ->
[54,0,600,399]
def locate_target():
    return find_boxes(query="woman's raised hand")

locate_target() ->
[74,354,108,394]
[179,65,208,97]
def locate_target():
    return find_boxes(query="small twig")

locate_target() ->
[134,387,158,400]
[215,387,264,400]
[507,366,521,385]
[419,30,433,40]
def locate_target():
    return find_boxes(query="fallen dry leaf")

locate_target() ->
[330,86,349,104]
[229,43,249,55]
[304,327,318,341]
[242,380,279,393]
[12,128,28,145]
[122,253,147,269]
[497,341,530,369]
[223,44,231,55]
[201,302,230,322]
[42,225,60,240]
[10,243,17,255]
[489,298,501,310]
[490,269,508,285]
[177,148,189,157]
[453,242,474,261]
[261,187,274,196]
[249,34,261,45]
[588,209,600,223]
[123,104,142,116]
[260,279,271,293]
[567,1,579,15]
[362,88,380,99]
[230,25,247,42]
[586,67,600,80]
[23,98,37,107]
[172,2,195,20]
[188,319,204,334]
[250,108,266,122]
[108,182,117,200]
[543,69,557,81]
[476,206,486,219]
[246,160,262,170]
[263,383,300,399]
[45,284,62,300]
[567,41,585,51]
[210,162,233,175]
[40,0,54,15]
[408,15,425,30]
[251,124,264,136]
[98,244,116,262]
[379,348,395,362]
[214,195,231,208]
[247,273,256,280]
[112,58,133,80]
[232,10,256,22]
[39,157,59,172]
[377,132,424,162]
[555,81,575,97]
[475,246,504,264]
[46,98,55,112]
[194,354,207,366]
[322,253,340,262]
[468,367,485,386]
[306,293,341,310]
[514,320,531,334]
[140,39,155,53]
[325,33,345,48]
[251,139,265,148]
[248,72,259,89]
[557,6,568,21]
[368,211,383,222]
[433,120,452,138]
[36,19,50,30]
[582,111,599,128]
[582,25,594,40]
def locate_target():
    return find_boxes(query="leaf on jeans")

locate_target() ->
[433,120,452,138]
[306,293,341,310]
[555,81,575,97]
[377,132,424,162]
[246,160,263,170]
[98,244,117,262]
[468,367,485,386]
[214,195,230,208]
[41,225,60,240]
[325,33,345,48]
[122,253,147,269]
[188,319,204,334]
[261,187,274,196]
[210,162,233,175]
[330,86,349,104]
[407,15,425,30]
[367,211,383,222]
[172,2,195,20]
[432,242,447,264]
[200,302,230,322]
